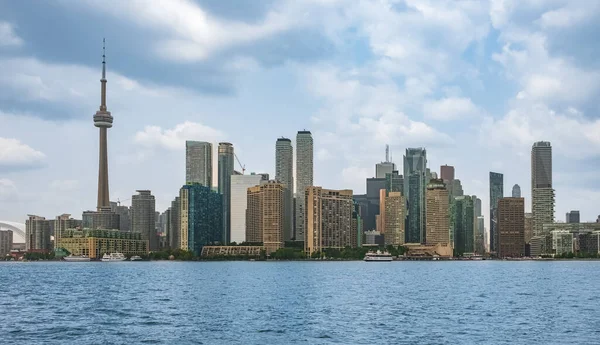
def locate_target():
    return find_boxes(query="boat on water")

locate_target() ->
[101,253,127,262]
[130,255,142,261]
[364,250,393,262]
[63,254,90,262]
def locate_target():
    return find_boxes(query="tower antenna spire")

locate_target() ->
[385,144,389,162]
[102,38,106,80]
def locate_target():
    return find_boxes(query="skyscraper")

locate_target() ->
[25,215,51,252]
[566,211,580,224]
[230,173,268,243]
[186,141,212,186]
[489,172,504,253]
[531,141,555,237]
[512,184,521,198]
[131,190,157,251]
[275,138,294,241]
[218,142,234,244]
[440,165,455,181]
[246,181,285,253]
[383,191,406,246]
[375,145,396,178]
[180,183,222,255]
[0,230,12,258]
[305,187,354,254]
[497,197,525,258]
[295,131,313,243]
[94,39,113,210]
[453,195,474,255]
[385,171,404,194]
[169,196,181,249]
[404,148,427,244]
[54,214,81,249]
[426,179,450,246]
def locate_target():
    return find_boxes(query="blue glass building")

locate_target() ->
[180,183,223,256]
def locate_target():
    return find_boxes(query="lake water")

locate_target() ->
[1,261,599,344]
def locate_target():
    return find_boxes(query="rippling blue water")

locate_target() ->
[1,261,600,344]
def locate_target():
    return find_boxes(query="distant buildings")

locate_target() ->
[440,164,455,181]
[531,141,555,238]
[25,215,52,252]
[54,214,81,249]
[110,202,130,231]
[186,141,212,186]
[180,183,223,256]
[404,148,427,244]
[0,230,12,257]
[512,184,521,198]
[475,216,485,254]
[169,197,181,249]
[524,212,533,244]
[497,197,525,258]
[82,207,120,230]
[275,138,294,241]
[246,181,285,254]
[375,145,395,178]
[425,179,450,246]
[305,187,354,255]
[489,172,504,253]
[230,174,268,243]
[131,190,157,251]
[566,211,580,224]
[295,131,313,243]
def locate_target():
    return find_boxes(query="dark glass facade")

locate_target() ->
[453,196,474,255]
[489,172,504,253]
[182,184,223,256]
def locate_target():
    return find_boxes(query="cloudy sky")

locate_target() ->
[1,0,599,226]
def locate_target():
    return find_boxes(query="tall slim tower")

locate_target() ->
[94,39,113,210]
[512,184,521,198]
[218,142,234,244]
[531,141,555,237]
[295,131,313,242]
[404,148,427,244]
[276,138,294,241]
[489,172,504,253]
[186,141,212,186]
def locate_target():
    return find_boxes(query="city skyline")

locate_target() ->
[1,1,599,225]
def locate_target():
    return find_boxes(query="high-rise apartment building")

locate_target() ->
[110,202,130,231]
[440,165,455,181]
[489,172,504,253]
[275,138,294,241]
[169,197,181,249]
[54,214,81,250]
[305,187,354,255]
[295,131,313,243]
[0,230,13,257]
[180,183,222,255]
[246,181,285,253]
[131,190,157,251]
[475,216,485,254]
[426,179,450,246]
[230,174,268,243]
[566,211,580,224]
[186,141,212,186]
[218,142,234,244]
[25,215,52,252]
[453,196,474,254]
[524,212,533,244]
[512,184,521,198]
[383,192,406,246]
[497,197,525,257]
[531,141,554,237]
[404,148,427,244]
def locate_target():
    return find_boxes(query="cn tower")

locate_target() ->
[94,39,113,210]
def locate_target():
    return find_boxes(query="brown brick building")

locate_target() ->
[498,197,525,257]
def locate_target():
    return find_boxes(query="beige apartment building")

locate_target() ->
[305,187,354,255]
[426,180,450,246]
[246,181,285,254]
[382,192,406,246]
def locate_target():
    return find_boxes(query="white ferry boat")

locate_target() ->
[63,254,90,262]
[101,253,127,262]
[364,250,393,262]
[130,255,142,261]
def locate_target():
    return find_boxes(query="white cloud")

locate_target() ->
[423,97,479,121]
[134,121,225,150]
[0,22,23,47]
[77,0,296,62]
[0,137,46,169]
[0,179,18,201]
[537,4,599,29]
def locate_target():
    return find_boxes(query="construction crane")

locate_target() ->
[234,153,245,175]
[117,197,131,206]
